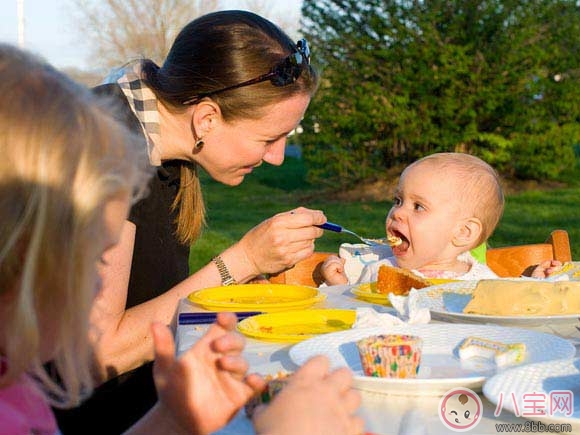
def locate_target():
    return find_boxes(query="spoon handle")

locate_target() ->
[316,221,343,232]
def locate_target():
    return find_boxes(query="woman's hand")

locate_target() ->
[235,207,327,276]
[321,255,349,285]
[252,355,364,435]
[148,312,265,435]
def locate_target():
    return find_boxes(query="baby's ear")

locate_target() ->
[453,217,482,248]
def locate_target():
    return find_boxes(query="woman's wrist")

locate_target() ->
[218,245,260,284]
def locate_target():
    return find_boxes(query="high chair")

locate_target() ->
[486,229,572,277]
[268,251,332,287]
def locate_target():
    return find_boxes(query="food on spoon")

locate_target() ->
[357,334,423,378]
[463,279,580,316]
[387,234,403,247]
[376,265,431,295]
[459,336,526,367]
[245,372,290,418]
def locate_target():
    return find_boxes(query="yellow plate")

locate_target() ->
[350,282,392,305]
[351,279,458,304]
[187,283,326,312]
[237,309,356,343]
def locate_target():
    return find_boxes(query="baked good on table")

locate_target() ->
[463,279,580,316]
[376,265,431,295]
[459,336,526,367]
[357,334,423,378]
[245,372,290,418]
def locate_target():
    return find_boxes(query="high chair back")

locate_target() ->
[269,252,332,287]
[486,229,572,277]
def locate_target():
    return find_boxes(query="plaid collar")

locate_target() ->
[103,61,162,165]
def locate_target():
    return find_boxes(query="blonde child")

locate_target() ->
[322,153,504,285]
[0,44,362,435]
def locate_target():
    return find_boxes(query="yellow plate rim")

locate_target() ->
[350,278,458,304]
[237,308,356,343]
[187,283,326,312]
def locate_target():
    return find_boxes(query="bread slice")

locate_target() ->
[376,265,431,295]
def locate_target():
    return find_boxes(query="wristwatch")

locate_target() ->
[212,255,237,286]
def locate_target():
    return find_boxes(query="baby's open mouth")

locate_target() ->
[389,230,409,252]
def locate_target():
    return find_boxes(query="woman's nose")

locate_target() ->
[263,139,286,166]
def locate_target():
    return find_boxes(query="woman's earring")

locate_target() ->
[194,138,204,151]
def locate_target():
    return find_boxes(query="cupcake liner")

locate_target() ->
[357,334,423,378]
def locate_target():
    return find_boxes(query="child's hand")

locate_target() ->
[149,313,265,435]
[530,260,562,278]
[252,355,364,435]
[321,255,348,285]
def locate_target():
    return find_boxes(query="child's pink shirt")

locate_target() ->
[0,373,58,435]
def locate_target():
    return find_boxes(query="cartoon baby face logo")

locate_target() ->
[438,387,483,432]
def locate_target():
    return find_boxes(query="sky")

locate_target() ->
[0,0,302,70]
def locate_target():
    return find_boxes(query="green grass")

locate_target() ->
[190,157,580,271]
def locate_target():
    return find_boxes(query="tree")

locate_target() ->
[70,0,300,71]
[299,0,580,187]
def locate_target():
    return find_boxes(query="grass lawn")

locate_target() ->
[190,157,579,271]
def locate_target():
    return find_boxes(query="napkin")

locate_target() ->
[352,289,431,328]
[338,243,393,284]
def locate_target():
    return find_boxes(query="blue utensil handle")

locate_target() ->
[178,311,262,325]
[316,221,343,232]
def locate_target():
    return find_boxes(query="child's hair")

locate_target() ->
[408,152,504,245]
[0,44,152,407]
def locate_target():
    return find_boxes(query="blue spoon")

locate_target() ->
[316,222,386,246]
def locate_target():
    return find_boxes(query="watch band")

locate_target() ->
[212,255,237,286]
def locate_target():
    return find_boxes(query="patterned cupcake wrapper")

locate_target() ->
[357,336,423,378]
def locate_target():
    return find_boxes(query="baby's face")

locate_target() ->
[386,162,470,269]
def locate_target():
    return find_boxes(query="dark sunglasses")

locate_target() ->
[183,39,310,105]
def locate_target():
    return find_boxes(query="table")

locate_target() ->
[176,285,579,435]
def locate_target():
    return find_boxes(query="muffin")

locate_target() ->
[357,334,423,378]
[376,265,431,295]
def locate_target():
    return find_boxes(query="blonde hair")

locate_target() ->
[0,44,152,407]
[409,152,504,245]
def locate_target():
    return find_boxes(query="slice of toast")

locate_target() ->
[376,265,431,295]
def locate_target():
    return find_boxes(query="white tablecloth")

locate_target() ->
[176,285,579,435]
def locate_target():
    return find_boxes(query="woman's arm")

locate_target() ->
[90,208,327,379]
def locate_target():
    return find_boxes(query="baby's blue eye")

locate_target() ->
[414,202,425,211]
[393,197,402,206]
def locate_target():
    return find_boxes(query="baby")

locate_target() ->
[322,153,504,285]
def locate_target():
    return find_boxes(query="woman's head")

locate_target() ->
[143,10,318,121]
[0,43,151,406]
[140,10,319,245]
[387,153,504,269]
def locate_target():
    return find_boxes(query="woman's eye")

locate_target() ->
[98,256,109,267]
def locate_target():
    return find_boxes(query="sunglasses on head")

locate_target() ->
[183,39,310,105]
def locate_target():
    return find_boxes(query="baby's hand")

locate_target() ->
[531,260,562,278]
[321,255,348,285]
